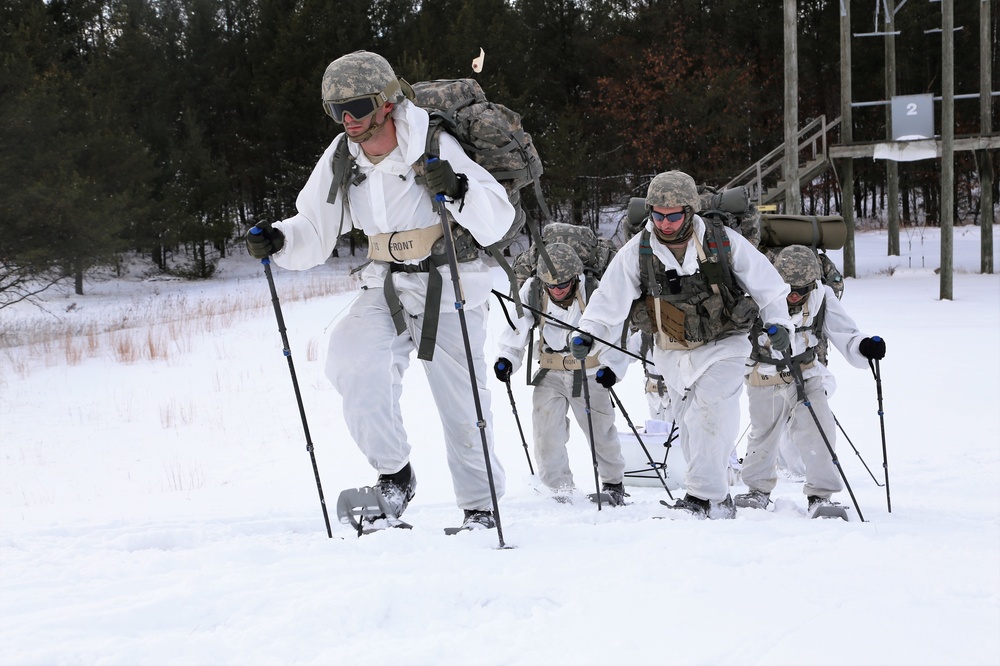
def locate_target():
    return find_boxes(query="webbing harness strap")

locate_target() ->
[383,253,450,362]
[756,347,818,370]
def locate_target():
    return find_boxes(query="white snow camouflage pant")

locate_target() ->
[740,375,843,498]
[664,356,744,502]
[530,370,625,491]
[325,286,504,511]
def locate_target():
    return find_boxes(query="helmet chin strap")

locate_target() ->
[346,106,391,144]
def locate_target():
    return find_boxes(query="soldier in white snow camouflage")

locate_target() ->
[568,170,794,519]
[738,245,887,516]
[245,50,515,531]
[494,242,629,505]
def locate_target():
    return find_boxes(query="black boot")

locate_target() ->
[460,509,496,530]
[373,463,417,519]
[601,482,629,507]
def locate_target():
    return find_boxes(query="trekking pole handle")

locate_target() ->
[426,156,446,203]
[249,223,272,266]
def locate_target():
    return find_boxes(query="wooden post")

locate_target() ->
[885,0,900,255]
[784,0,801,215]
[839,0,856,278]
[979,0,994,275]
[940,0,954,300]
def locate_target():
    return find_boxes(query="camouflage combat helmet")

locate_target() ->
[537,242,583,286]
[774,245,822,287]
[646,171,701,212]
[646,171,700,242]
[321,51,405,119]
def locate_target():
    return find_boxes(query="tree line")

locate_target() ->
[1,0,994,298]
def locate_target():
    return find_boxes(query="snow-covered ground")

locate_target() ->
[2,226,998,666]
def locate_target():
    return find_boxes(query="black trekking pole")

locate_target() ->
[430,183,509,548]
[250,223,333,538]
[870,356,891,512]
[609,387,673,500]
[771,328,865,522]
[575,363,605,511]
[503,378,535,474]
[832,411,884,487]
[492,290,647,364]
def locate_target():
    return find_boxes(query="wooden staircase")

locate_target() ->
[724,115,841,207]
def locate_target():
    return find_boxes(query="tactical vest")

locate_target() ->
[631,221,759,348]
[749,295,828,368]
[524,277,599,397]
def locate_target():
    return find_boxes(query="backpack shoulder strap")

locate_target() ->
[327,134,362,240]
[812,294,828,341]
[638,230,660,297]
[410,118,445,185]
[328,135,364,205]
[702,217,735,291]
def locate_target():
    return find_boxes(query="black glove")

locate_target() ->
[570,332,594,360]
[595,367,617,389]
[246,222,285,259]
[859,336,886,360]
[425,158,467,199]
[765,323,791,354]
[494,358,513,382]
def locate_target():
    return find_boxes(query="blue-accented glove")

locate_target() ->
[570,333,594,360]
[246,221,284,259]
[425,158,467,199]
[859,336,886,360]
[765,323,791,354]
[595,367,617,389]
[494,358,513,382]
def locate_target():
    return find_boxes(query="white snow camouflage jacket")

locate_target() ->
[495,275,629,379]
[577,215,793,391]
[270,100,515,313]
[749,282,871,396]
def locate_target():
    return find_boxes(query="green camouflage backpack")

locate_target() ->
[511,222,618,290]
[330,78,554,312]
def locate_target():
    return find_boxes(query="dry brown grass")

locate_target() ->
[1,273,358,377]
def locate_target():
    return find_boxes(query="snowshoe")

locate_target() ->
[444,510,496,535]
[734,489,771,510]
[807,495,850,521]
[336,486,413,536]
[659,494,736,520]
[588,482,629,507]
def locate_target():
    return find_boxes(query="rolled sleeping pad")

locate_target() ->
[760,214,847,250]
[626,197,648,238]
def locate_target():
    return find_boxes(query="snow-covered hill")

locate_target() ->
[2,227,998,665]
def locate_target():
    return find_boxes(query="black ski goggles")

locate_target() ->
[322,79,403,124]
[322,95,381,124]
[787,284,816,300]
[650,210,685,223]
